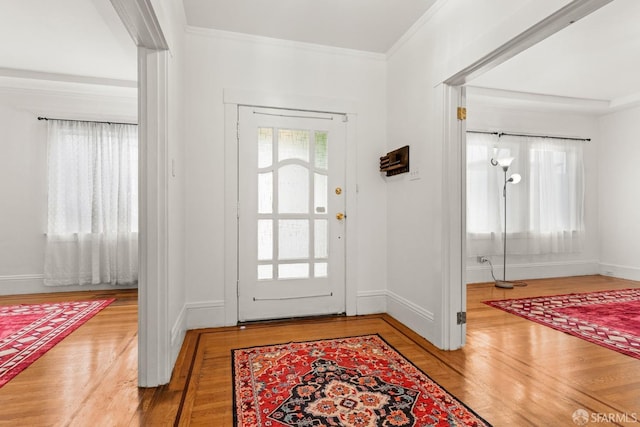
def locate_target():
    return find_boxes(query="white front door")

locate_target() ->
[238,106,347,322]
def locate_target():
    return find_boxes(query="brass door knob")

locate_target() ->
[336,212,345,220]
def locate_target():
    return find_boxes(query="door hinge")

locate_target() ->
[456,311,467,325]
[457,107,467,121]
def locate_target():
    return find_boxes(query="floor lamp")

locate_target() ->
[491,157,521,289]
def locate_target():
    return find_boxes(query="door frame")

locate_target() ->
[223,89,358,325]
[109,0,170,386]
[440,0,612,350]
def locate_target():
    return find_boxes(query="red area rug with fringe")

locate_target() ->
[485,288,640,359]
[233,334,490,426]
[0,299,114,387]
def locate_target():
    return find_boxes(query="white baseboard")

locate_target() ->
[185,300,226,329]
[170,304,188,368]
[386,290,438,346]
[183,293,389,331]
[0,274,137,295]
[356,290,387,314]
[466,259,599,284]
[599,263,640,281]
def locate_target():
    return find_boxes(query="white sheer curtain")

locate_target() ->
[466,132,584,257]
[44,120,138,286]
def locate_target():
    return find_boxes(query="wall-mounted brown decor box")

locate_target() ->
[379,145,409,176]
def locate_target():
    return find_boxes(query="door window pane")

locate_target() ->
[279,129,309,162]
[315,131,328,170]
[279,263,309,279]
[258,128,273,168]
[278,165,309,214]
[315,262,328,278]
[258,220,272,261]
[314,173,327,214]
[278,220,309,260]
[258,172,272,214]
[258,264,273,280]
[314,219,328,259]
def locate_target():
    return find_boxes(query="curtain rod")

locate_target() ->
[467,129,590,142]
[37,116,137,126]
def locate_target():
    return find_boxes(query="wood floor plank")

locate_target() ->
[1,276,639,426]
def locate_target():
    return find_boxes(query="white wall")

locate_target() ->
[465,101,600,283]
[598,106,640,280]
[0,80,137,295]
[385,0,574,348]
[183,29,388,327]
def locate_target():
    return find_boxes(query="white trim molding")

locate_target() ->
[0,275,44,295]
[109,0,168,50]
[599,263,640,282]
[356,290,387,315]
[0,274,137,296]
[467,259,600,284]
[186,300,226,329]
[223,88,358,116]
[136,45,171,387]
[0,67,136,89]
[170,304,187,367]
[386,290,436,342]
[386,291,435,322]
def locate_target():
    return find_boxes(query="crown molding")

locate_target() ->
[0,74,137,101]
[467,85,611,115]
[0,67,136,88]
[608,91,640,113]
[185,26,386,62]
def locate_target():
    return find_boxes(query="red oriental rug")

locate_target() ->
[485,288,640,359]
[0,299,114,388]
[233,334,490,427]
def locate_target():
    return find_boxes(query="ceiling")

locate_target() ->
[0,0,638,111]
[469,0,640,109]
[0,0,136,83]
[182,0,437,53]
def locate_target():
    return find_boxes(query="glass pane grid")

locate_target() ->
[256,126,331,281]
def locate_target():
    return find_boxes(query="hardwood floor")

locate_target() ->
[0,275,639,426]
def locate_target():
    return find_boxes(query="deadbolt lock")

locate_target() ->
[336,212,345,221]
[335,187,342,195]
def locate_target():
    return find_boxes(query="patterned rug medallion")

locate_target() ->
[0,299,114,388]
[233,334,490,426]
[485,288,640,359]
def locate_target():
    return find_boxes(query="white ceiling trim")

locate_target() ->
[185,26,387,61]
[467,86,611,115]
[609,92,640,113]
[468,85,640,116]
[0,67,137,88]
[0,76,137,99]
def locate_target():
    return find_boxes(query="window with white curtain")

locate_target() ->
[466,132,585,257]
[44,119,138,286]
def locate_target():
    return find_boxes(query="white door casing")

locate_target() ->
[238,106,347,321]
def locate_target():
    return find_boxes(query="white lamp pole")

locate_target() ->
[491,157,521,289]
